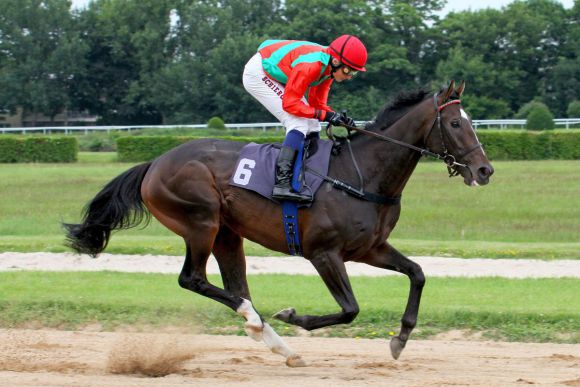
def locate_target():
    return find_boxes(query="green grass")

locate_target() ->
[0,271,577,343]
[0,154,578,258]
[76,151,118,163]
[395,160,580,243]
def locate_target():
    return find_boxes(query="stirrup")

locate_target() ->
[272,187,312,203]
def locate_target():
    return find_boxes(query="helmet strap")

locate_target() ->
[330,58,341,79]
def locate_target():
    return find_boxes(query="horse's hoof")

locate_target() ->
[273,308,296,323]
[286,354,307,367]
[390,336,406,360]
[244,322,264,341]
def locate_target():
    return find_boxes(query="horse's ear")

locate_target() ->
[457,80,466,97]
[442,80,455,102]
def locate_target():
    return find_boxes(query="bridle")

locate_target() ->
[311,92,484,204]
[425,93,483,177]
[330,92,483,178]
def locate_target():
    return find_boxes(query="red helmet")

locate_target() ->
[328,35,367,72]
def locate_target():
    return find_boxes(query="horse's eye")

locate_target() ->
[451,120,461,128]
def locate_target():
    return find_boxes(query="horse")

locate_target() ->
[65,80,493,367]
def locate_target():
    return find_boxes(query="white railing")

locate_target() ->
[1,118,579,134]
[471,118,580,129]
[554,118,580,129]
[0,122,285,134]
[472,119,526,129]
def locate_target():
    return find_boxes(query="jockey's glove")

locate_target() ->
[324,111,356,128]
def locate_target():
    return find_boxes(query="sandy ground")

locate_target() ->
[0,329,579,386]
[1,252,579,278]
[1,252,579,386]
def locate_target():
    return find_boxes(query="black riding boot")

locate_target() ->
[272,146,312,202]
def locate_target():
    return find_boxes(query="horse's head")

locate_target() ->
[426,80,494,186]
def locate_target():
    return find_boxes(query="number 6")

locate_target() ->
[233,158,256,185]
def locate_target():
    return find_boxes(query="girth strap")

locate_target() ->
[281,201,303,256]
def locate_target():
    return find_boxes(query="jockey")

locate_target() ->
[243,35,367,202]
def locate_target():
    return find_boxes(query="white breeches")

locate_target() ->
[242,52,322,136]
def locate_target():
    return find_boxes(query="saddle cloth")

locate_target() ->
[229,139,333,206]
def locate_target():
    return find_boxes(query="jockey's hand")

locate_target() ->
[324,111,341,126]
[324,111,355,127]
[340,111,356,128]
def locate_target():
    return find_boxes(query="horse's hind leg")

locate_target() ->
[211,226,250,299]
[178,232,244,312]
[143,162,304,366]
[179,230,303,366]
[212,226,305,367]
[354,243,425,360]
[209,226,262,339]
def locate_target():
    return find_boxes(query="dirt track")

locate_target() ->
[1,329,579,386]
[1,253,579,385]
[2,252,580,278]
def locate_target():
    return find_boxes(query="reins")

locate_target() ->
[310,92,483,205]
[332,120,443,160]
[329,93,482,177]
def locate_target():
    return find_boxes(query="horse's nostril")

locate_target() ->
[478,166,493,179]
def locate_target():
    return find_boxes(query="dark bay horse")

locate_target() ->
[65,80,493,367]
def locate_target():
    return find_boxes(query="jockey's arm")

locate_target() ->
[283,63,332,121]
[307,78,333,114]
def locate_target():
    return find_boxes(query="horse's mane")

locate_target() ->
[365,89,432,132]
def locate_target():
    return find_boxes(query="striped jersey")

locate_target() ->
[258,40,334,120]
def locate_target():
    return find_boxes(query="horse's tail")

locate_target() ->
[64,162,152,257]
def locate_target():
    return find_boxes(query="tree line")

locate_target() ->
[0,0,578,125]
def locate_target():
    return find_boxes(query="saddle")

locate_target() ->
[229,138,334,208]
[229,136,400,256]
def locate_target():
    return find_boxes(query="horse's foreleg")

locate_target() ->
[274,252,359,330]
[212,227,305,367]
[356,243,425,360]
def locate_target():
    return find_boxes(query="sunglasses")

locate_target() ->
[341,66,358,77]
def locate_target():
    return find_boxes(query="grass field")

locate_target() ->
[1,152,577,344]
[0,271,577,343]
[0,153,578,258]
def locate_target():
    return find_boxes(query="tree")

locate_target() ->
[1,0,577,126]
[434,0,571,115]
[0,0,88,122]
[434,45,513,118]
[205,35,270,123]
[546,56,580,117]
[383,0,445,86]
[526,103,555,130]
[273,0,372,43]
[516,100,548,119]
[567,100,580,118]
[145,0,282,123]
[273,0,444,114]
[330,86,388,121]
[207,116,226,130]
[461,95,512,120]
[75,0,174,124]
